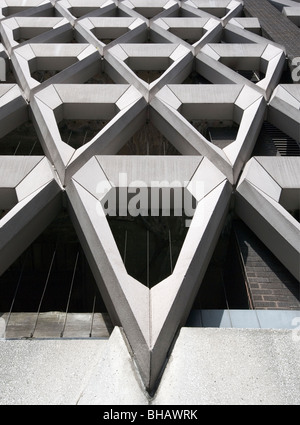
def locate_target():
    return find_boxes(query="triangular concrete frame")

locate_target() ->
[223,20,287,52]
[54,0,117,26]
[151,16,222,55]
[0,156,62,275]
[184,0,243,24]
[268,84,300,143]
[119,0,179,20]
[11,43,99,100]
[197,43,286,100]
[30,83,147,184]
[0,16,70,54]
[0,0,52,21]
[75,16,147,55]
[228,16,262,34]
[283,6,300,26]
[0,84,28,137]
[66,155,232,391]
[151,84,266,184]
[235,157,300,281]
[105,43,193,101]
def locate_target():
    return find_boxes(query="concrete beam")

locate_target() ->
[66,155,232,392]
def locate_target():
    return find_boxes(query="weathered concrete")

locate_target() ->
[77,327,149,405]
[1,327,299,405]
[0,338,109,405]
[153,327,300,405]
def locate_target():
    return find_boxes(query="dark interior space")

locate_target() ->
[0,119,44,156]
[108,212,189,288]
[0,211,107,314]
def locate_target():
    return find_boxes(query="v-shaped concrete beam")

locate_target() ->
[66,155,232,391]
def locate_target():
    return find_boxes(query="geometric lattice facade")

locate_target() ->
[0,0,299,405]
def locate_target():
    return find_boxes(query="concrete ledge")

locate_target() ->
[153,327,300,405]
[2,327,299,405]
[0,337,109,405]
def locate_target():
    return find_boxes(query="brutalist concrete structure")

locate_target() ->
[0,0,299,405]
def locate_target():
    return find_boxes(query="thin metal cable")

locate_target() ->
[30,246,57,338]
[123,230,128,267]
[60,251,80,338]
[89,294,97,338]
[28,141,37,156]
[147,230,150,288]
[169,229,173,274]
[13,141,21,155]
[5,252,28,334]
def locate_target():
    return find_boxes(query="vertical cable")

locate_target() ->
[28,141,37,156]
[5,252,28,335]
[147,230,150,288]
[13,141,21,155]
[30,246,57,338]
[67,131,72,145]
[220,272,233,328]
[169,229,173,274]
[82,130,88,146]
[89,294,97,338]
[60,251,80,338]
[123,230,128,267]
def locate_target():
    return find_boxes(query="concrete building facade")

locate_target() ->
[0,0,299,405]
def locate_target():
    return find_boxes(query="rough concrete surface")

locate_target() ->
[153,328,300,405]
[1,327,299,405]
[0,338,108,405]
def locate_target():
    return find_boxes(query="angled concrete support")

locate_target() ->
[185,0,243,24]
[30,83,147,184]
[151,84,266,184]
[105,43,193,101]
[0,84,28,137]
[0,0,53,21]
[235,157,300,281]
[66,155,232,392]
[197,43,286,100]
[54,0,117,25]
[11,43,99,100]
[0,156,63,275]
[151,16,222,54]
[0,16,70,54]
[268,84,300,143]
[75,16,147,55]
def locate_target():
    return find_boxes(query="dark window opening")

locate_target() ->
[107,211,190,288]
[190,120,239,148]
[58,119,109,149]
[192,218,251,310]
[252,121,300,156]
[0,212,112,339]
[182,71,212,84]
[0,120,44,156]
[117,121,181,155]
[133,7,165,19]
[168,27,204,45]
[90,27,130,45]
